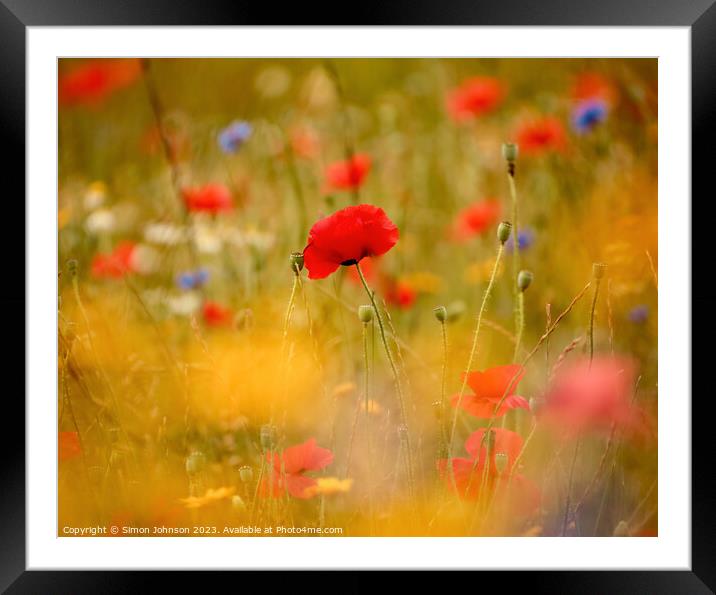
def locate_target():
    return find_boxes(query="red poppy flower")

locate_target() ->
[571,72,618,105]
[303,204,399,280]
[437,428,539,516]
[453,201,501,241]
[262,438,334,499]
[183,184,233,214]
[91,241,137,279]
[386,280,417,310]
[59,431,81,461]
[542,356,638,435]
[59,59,142,107]
[516,117,567,155]
[324,153,372,192]
[290,126,320,159]
[446,77,505,122]
[451,364,529,418]
[202,301,233,327]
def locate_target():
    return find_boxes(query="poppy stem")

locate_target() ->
[354,263,415,499]
[507,170,523,358]
[588,263,606,368]
[446,243,505,487]
[438,319,449,462]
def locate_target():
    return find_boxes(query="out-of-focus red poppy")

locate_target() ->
[324,153,372,192]
[290,126,320,159]
[59,59,142,107]
[542,356,639,436]
[453,200,501,241]
[303,204,399,280]
[386,280,417,310]
[446,77,505,122]
[571,72,618,105]
[451,364,529,418]
[91,241,137,279]
[262,438,334,499]
[437,428,539,515]
[183,184,233,214]
[202,301,233,327]
[59,431,81,461]
[516,117,567,155]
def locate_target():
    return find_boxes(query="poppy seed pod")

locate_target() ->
[239,465,254,484]
[433,305,448,323]
[494,452,509,475]
[289,252,304,274]
[518,270,534,292]
[397,424,409,441]
[592,262,607,280]
[358,305,373,323]
[502,142,519,163]
[185,451,206,476]
[260,424,276,450]
[497,221,513,244]
[67,259,79,277]
[432,400,443,419]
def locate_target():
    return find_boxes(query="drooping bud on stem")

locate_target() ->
[497,221,513,245]
[517,269,534,292]
[358,304,373,324]
[433,305,447,323]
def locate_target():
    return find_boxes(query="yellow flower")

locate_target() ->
[302,477,353,498]
[180,486,236,509]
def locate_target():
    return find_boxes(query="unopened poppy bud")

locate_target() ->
[497,221,513,244]
[494,452,508,475]
[358,305,373,323]
[613,520,630,537]
[517,270,534,292]
[289,252,304,274]
[502,142,519,164]
[231,495,247,511]
[592,262,607,280]
[260,424,276,450]
[433,305,447,323]
[185,451,206,476]
[239,465,253,484]
[67,259,79,277]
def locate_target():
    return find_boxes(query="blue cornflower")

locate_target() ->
[505,228,536,253]
[218,121,252,153]
[628,304,649,324]
[572,99,608,134]
[177,267,210,291]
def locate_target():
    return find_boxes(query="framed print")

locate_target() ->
[4,0,714,590]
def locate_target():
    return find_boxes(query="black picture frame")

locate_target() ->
[4,1,713,590]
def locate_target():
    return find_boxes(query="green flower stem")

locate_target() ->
[508,172,522,357]
[446,244,505,487]
[355,262,415,499]
[438,320,449,462]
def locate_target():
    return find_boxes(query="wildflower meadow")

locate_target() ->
[58,58,658,537]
